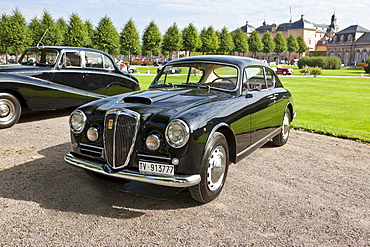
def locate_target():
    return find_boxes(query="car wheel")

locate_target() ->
[0,92,21,129]
[273,108,291,147]
[189,132,229,203]
[282,71,287,75]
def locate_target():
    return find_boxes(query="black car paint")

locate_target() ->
[65,55,294,202]
[0,46,139,124]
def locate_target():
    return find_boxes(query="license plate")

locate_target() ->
[139,161,174,176]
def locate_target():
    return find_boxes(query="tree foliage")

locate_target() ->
[261,31,275,56]
[120,18,141,59]
[162,23,182,59]
[248,30,264,58]
[38,10,64,46]
[200,26,220,54]
[218,27,234,55]
[232,28,249,54]
[0,8,30,59]
[274,32,287,61]
[64,13,91,47]
[92,15,120,54]
[182,23,201,56]
[142,20,161,56]
[297,36,308,57]
[287,34,299,59]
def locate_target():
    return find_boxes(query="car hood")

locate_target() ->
[99,87,233,123]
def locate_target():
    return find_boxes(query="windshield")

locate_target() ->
[18,48,58,66]
[151,62,238,90]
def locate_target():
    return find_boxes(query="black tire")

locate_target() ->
[273,108,291,147]
[189,132,229,203]
[282,70,287,75]
[0,92,21,129]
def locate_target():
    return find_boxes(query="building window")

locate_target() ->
[362,50,367,62]
[337,52,342,59]
[348,35,353,42]
[344,51,349,65]
[330,51,335,57]
[355,50,360,62]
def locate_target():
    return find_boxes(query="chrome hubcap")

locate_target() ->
[207,146,226,191]
[0,100,14,121]
[282,112,290,141]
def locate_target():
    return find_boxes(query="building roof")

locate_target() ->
[357,32,370,42]
[337,25,370,34]
[330,25,370,42]
[239,21,255,33]
[290,15,316,30]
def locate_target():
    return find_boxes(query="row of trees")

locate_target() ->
[0,8,308,63]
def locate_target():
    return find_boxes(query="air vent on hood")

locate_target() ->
[123,96,152,105]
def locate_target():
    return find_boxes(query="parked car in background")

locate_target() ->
[276,67,294,75]
[65,55,295,203]
[290,59,299,65]
[0,46,140,128]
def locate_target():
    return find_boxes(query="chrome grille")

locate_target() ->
[104,109,140,169]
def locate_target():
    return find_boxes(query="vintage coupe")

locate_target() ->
[0,46,139,128]
[65,55,295,203]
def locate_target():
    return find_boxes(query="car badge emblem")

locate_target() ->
[108,119,114,129]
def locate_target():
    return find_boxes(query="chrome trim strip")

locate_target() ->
[64,153,201,188]
[237,128,281,157]
[137,153,171,161]
[80,143,103,150]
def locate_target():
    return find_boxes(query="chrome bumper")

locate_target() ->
[64,152,201,188]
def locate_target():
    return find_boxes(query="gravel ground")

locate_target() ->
[0,110,369,246]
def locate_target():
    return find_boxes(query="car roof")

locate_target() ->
[25,46,111,57]
[167,55,269,68]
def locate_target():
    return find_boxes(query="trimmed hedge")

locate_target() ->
[365,57,370,74]
[298,56,342,70]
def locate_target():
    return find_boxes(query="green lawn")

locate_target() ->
[281,77,370,142]
[136,68,370,143]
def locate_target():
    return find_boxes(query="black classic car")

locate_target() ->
[0,46,139,128]
[64,55,295,203]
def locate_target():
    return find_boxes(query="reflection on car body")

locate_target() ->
[65,55,295,203]
[0,46,140,128]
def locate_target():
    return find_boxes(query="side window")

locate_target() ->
[59,52,81,67]
[103,55,115,70]
[85,52,103,68]
[265,69,275,88]
[244,67,267,91]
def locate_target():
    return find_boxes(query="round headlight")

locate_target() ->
[87,127,99,142]
[165,119,190,148]
[69,110,86,134]
[146,134,161,150]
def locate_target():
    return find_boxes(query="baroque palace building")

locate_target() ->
[240,12,370,65]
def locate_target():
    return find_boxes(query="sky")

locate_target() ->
[1,0,368,35]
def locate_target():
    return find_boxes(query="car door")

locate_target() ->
[83,51,134,96]
[50,50,90,108]
[245,67,278,145]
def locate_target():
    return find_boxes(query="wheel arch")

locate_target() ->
[0,89,29,111]
[207,123,237,164]
[286,102,294,122]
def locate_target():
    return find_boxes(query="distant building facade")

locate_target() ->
[326,25,370,66]
[239,12,340,62]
